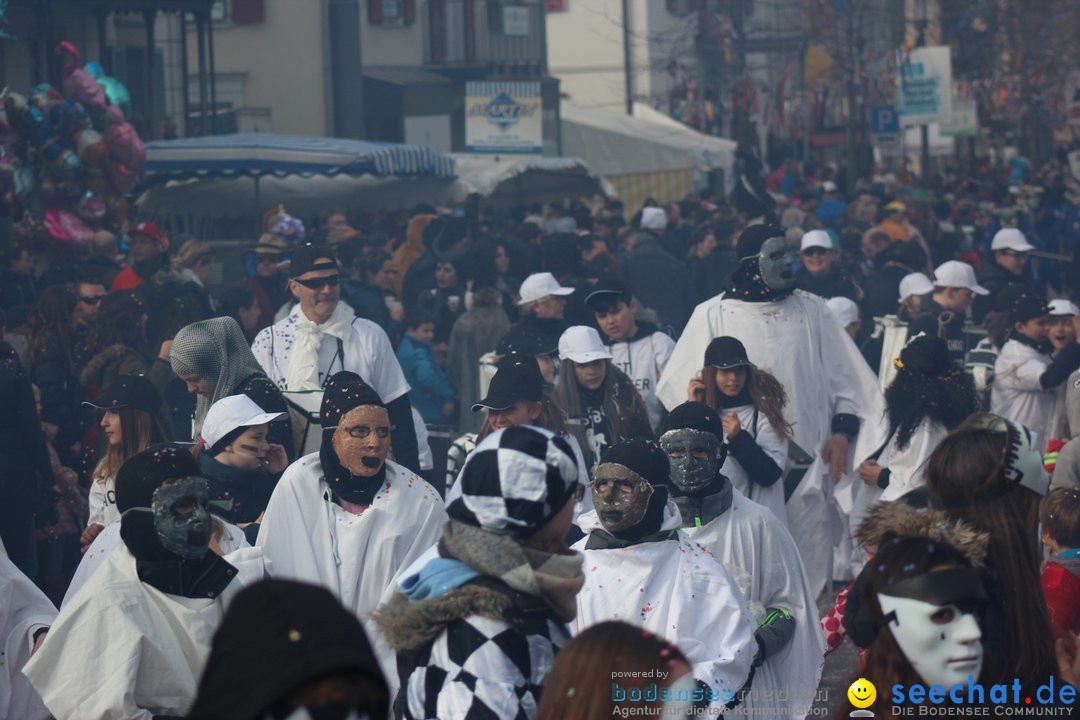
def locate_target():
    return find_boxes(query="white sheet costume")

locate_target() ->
[0,552,55,720]
[723,403,789,525]
[683,487,824,717]
[572,502,757,706]
[23,546,240,720]
[256,454,446,655]
[657,290,886,596]
[991,337,1055,448]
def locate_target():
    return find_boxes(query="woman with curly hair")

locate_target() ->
[555,326,652,474]
[687,335,792,523]
[856,333,977,506]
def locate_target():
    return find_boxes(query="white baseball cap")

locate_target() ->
[826,296,860,327]
[558,326,613,364]
[932,260,989,295]
[822,180,838,193]
[201,394,286,450]
[991,228,1035,253]
[898,272,935,302]
[641,206,668,231]
[1049,299,1080,316]
[800,229,833,252]
[517,272,575,306]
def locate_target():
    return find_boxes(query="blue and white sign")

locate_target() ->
[871,106,899,135]
[898,46,952,125]
[466,81,543,154]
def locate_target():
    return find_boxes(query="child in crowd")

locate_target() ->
[395,310,456,426]
[1040,486,1080,636]
[826,296,861,341]
[584,277,675,433]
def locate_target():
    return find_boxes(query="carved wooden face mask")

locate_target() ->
[331,405,391,477]
[591,462,653,533]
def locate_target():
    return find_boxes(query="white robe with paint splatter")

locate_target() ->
[571,502,757,706]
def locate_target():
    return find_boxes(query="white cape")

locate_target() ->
[0,553,55,720]
[684,488,824,717]
[256,455,446,669]
[572,502,757,706]
[656,291,886,596]
[23,546,240,720]
[61,517,261,609]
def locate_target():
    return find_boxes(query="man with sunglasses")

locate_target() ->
[972,228,1037,323]
[251,243,420,472]
[794,230,862,302]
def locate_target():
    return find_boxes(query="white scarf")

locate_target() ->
[284,303,355,390]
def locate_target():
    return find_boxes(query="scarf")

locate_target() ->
[717,384,753,409]
[668,474,733,528]
[285,303,354,391]
[440,519,584,622]
[725,257,793,303]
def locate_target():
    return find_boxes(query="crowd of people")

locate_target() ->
[4,156,1080,719]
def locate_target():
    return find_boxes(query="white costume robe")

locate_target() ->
[656,290,886,596]
[572,503,757,706]
[61,517,259,608]
[723,403,789,525]
[256,455,446,667]
[991,338,1055,448]
[23,546,240,720]
[683,488,824,718]
[0,552,55,720]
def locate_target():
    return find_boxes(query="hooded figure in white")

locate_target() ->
[0,549,55,720]
[658,402,824,717]
[256,371,446,666]
[23,445,242,720]
[656,224,886,595]
[572,438,757,708]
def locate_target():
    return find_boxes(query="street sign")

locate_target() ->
[871,106,900,135]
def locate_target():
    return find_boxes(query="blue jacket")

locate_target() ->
[396,334,456,424]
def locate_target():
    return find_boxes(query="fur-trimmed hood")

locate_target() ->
[855,500,990,567]
[78,344,148,389]
[374,582,512,652]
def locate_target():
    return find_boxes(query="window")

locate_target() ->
[231,0,265,24]
[368,0,416,26]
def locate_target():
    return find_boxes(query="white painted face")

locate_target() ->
[877,593,983,689]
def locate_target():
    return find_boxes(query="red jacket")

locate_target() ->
[110,266,143,291]
[1042,557,1080,636]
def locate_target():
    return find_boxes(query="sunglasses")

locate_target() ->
[802,247,831,256]
[79,295,104,305]
[293,274,340,290]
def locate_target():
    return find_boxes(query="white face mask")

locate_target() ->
[877,593,983,689]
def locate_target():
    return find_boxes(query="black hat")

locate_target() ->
[472,358,543,412]
[186,579,389,720]
[289,242,338,278]
[320,371,385,426]
[704,336,753,369]
[664,401,725,442]
[585,276,632,308]
[1012,294,1050,323]
[497,325,558,357]
[115,443,201,513]
[898,334,950,376]
[600,438,670,485]
[84,374,163,413]
[735,224,785,261]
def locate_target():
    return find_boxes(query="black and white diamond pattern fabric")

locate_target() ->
[402,612,569,720]
[445,426,578,538]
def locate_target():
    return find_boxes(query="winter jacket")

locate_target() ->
[973,260,1030,323]
[620,236,696,333]
[78,344,150,397]
[861,241,926,320]
[908,298,969,372]
[198,453,277,546]
[30,334,85,454]
[397,334,456,425]
[603,321,675,432]
[794,265,862,303]
[343,278,399,341]
[377,575,570,720]
[991,335,1080,447]
[1042,553,1080,636]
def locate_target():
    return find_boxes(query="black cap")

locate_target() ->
[664,401,726,442]
[115,444,201,513]
[1012,294,1050,323]
[600,438,670,485]
[704,336,753,369]
[289,242,337,278]
[497,326,558,357]
[472,358,544,412]
[320,371,385,426]
[84,374,163,413]
[735,224,785,260]
[585,276,632,308]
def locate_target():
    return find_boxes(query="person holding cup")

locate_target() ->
[414,256,468,346]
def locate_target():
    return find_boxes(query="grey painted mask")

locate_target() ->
[151,476,213,560]
[758,235,797,291]
[591,463,654,533]
[659,428,723,494]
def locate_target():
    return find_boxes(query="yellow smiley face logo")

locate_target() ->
[847,678,876,709]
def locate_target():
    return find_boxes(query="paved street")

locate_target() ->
[813,583,859,716]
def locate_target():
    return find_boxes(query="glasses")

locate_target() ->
[294,274,341,290]
[802,247,830,256]
[79,295,104,305]
[342,425,390,439]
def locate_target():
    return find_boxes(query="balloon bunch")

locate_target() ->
[0,41,145,247]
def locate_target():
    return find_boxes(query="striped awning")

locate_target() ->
[145,132,456,180]
[607,169,696,219]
